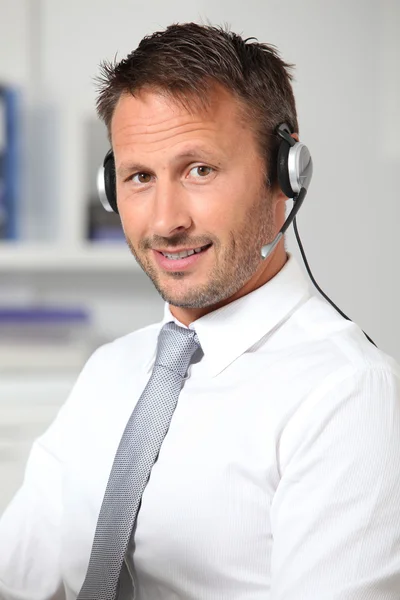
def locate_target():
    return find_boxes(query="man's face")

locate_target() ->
[111,86,279,310]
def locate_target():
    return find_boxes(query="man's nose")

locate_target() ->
[150,179,192,238]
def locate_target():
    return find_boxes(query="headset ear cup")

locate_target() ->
[104,154,118,214]
[277,140,294,198]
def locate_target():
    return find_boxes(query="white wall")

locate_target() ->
[0,0,29,84]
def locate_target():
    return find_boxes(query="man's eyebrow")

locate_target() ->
[173,147,217,160]
[117,162,152,178]
[116,147,221,178]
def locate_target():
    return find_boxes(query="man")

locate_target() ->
[1,22,400,600]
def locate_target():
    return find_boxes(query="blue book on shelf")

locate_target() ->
[0,88,5,238]
[0,84,20,240]
[0,306,89,324]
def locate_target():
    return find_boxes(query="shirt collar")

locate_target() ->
[145,255,311,377]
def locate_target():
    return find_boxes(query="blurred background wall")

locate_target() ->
[0,0,399,511]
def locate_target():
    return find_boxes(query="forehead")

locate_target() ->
[110,86,252,154]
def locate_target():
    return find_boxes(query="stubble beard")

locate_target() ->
[126,193,275,309]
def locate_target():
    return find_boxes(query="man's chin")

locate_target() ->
[153,281,207,308]
[157,284,232,310]
[158,291,207,309]
[144,263,235,309]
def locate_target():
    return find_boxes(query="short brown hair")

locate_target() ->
[96,22,298,185]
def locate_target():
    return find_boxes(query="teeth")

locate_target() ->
[162,245,207,260]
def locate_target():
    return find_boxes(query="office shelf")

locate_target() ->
[0,242,139,272]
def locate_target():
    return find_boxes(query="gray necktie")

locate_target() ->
[77,322,200,600]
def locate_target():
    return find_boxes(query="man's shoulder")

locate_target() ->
[292,295,399,377]
[278,296,400,466]
[106,321,162,353]
[83,320,162,375]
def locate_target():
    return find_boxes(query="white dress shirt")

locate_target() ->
[1,256,400,600]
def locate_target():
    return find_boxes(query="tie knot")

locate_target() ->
[155,322,200,378]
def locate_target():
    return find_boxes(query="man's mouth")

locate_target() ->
[159,244,212,260]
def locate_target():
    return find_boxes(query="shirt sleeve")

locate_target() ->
[271,364,400,599]
[0,346,106,600]
[0,437,66,600]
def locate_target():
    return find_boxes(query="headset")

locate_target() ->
[97,124,376,347]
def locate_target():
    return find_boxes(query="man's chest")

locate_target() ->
[57,353,320,597]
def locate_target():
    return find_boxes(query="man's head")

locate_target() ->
[96,23,299,323]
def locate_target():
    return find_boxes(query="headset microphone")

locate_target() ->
[97,123,376,347]
[259,124,376,346]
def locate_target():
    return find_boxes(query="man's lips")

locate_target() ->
[152,244,212,271]
[153,244,211,255]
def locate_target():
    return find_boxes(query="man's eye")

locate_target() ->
[189,165,213,178]
[132,172,151,184]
